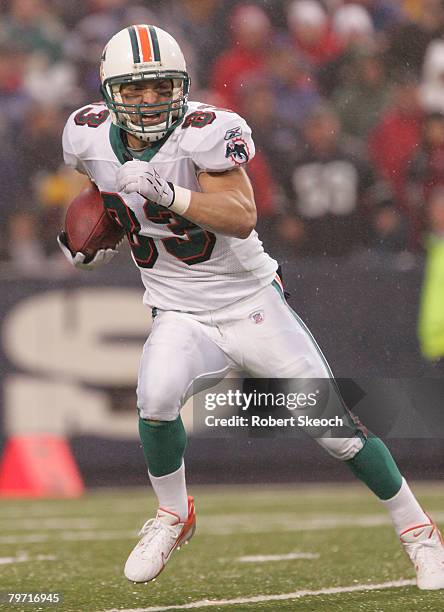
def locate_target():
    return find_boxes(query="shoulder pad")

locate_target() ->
[178,103,255,173]
[62,103,110,173]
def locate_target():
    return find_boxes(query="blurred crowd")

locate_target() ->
[3,0,444,273]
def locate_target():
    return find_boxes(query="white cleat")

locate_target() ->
[124,496,196,583]
[400,521,444,590]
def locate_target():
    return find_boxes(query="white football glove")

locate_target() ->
[57,232,118,271]
[117,160,175,208]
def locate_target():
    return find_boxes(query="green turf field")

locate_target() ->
[0,483,443,612]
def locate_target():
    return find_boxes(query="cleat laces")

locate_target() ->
[137,518,179,557]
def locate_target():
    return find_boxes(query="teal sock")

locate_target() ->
[346,435,402,500]
[138,415,187,477]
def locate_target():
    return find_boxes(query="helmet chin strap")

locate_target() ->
[126,119,169,143]
[124,104,182,142]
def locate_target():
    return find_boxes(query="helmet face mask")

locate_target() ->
[101,72,190,142]
[100,26,190,143]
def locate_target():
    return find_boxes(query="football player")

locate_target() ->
[58,25,444,589]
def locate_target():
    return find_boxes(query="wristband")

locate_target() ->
[167,184,191,215]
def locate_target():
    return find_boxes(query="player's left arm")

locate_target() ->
[189,166,257,238]
[117,161,257,239]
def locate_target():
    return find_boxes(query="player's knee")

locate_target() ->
[317,435,364,461]
[137,385,181,422]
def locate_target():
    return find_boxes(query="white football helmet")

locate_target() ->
[100,25,190,142]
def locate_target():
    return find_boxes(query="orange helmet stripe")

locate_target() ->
[137,25,153,62]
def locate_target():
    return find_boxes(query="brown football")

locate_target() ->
[64,185,125,260]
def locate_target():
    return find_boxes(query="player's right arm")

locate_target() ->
[58,106,118,270]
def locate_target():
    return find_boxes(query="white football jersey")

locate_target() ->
[62,100,278,312]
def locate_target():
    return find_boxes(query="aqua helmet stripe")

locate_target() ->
[148,26,161,61]
[128,26,140,63]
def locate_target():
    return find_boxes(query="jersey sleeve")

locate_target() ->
[62,105,106,177]
[187,110,255,174]
[62,122,88,175]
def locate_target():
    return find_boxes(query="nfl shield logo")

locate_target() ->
[250,311,264,324]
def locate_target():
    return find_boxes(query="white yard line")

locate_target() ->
[0,503,142,519]
[0,531,136,544]
[0,518,101,530]
[103,579,416,612]
[1,511,444,543]
[238,552,319,562]
[0,554,56,565]
[196,510,444,535]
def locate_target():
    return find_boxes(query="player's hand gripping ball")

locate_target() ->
[58,184,124,270]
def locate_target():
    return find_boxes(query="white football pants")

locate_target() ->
[137,280,364,460]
